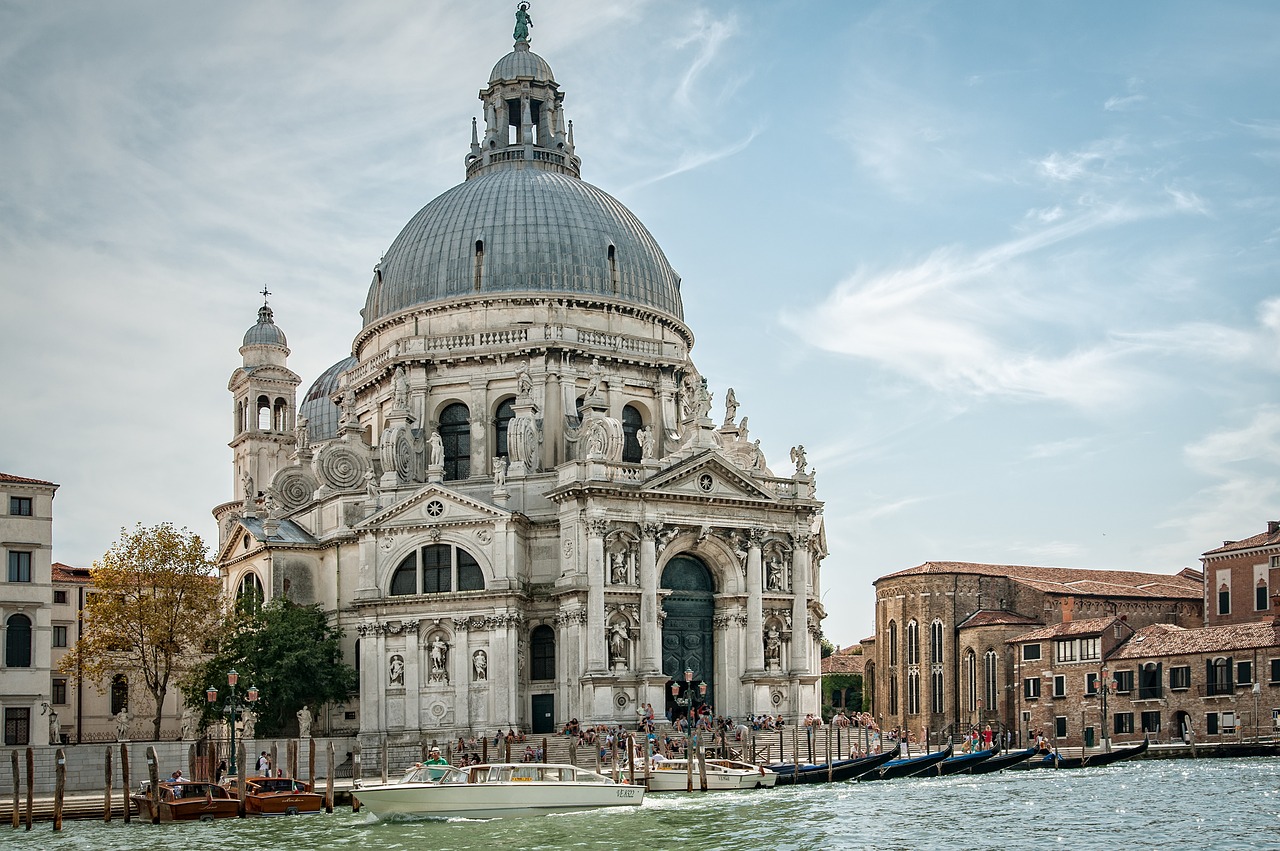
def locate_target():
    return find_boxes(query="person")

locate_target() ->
[982,724,994,749]
[257,751,270,776]
[214,759,227,783]
[169,770,189,796]
[425,747,449,766]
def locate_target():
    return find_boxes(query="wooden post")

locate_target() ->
[288,740,298,779]
[504,736,511,763]
[25,747,34,831]
[826,728,833,783]
[610,734,618,782]
[10,749,17,828]
[481,737,488,763]
[643,732,651,787]
[237,741,247,818]
[697,732,707,792]
[188,744,197,782]
[120,744,131,823]
[52,747,65,832]
[351,743,361,813]
[627,735,635,785]
[685,735,693,792]
[380,740,388,784]
[145,746,160,825]
[325,742,334,814]
[792,725,799,785]
[308,739,316,785]
[541,737,547,764]
[270,743,279,778]
[594,737,602,773]
[103,746,113,822]
[567,737,576,766]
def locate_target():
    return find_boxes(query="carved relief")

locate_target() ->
[314,442,369,491]
[270,466,318,511]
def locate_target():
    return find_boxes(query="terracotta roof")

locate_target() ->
[51,562,92,584]
[958,610,1043,629]
[1202,522,1280,556]
[879,561,1201,600]
[822,647,865,675]
[1006,616,1120,643]
[1108,621,1280,659]
[0,472,56,486]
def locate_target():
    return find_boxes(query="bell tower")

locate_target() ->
[228,290,301,507]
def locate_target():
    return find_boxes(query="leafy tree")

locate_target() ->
[820,638,837,658]
[182,599,357,737]
[60,523,224,740]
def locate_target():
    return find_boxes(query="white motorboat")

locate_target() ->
[644,758,777,791]
[352,762,644,819]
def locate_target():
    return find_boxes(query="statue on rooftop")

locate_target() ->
[514,2,533,43]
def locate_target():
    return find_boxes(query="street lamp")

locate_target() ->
[670,668,708,723]
[207,668,259,777]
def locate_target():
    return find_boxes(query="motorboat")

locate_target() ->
[644,758,777,791]
[352,762,645,819]
[220,774,324,816]
[130,780,240,822]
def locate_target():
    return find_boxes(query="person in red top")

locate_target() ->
[982,724,994,749]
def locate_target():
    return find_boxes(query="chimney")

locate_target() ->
[1268,520,1279,536]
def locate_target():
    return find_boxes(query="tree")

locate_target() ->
[60,523,224,740]
[182,599,357,737]
[821,638,837,658]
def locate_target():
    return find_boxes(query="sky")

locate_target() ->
[2,0,1278,648]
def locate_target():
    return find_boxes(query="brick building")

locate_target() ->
[1201,521,1280,627]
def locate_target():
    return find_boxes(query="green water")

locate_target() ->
[2,758,1277,850]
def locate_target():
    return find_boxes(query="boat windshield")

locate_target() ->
[401,765,466,785]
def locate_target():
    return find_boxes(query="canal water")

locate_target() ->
[2,757,1277,850]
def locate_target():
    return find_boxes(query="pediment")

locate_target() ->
[355,484,511,531]
[640,451,779,502]
[216,523,257,564]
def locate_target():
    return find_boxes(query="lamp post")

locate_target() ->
[670,668,707,725]
[206,668,259,777]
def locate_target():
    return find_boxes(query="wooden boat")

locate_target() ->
[768,744,902,785]
[645,758,777,791]
[130,780,240,822]
[859,744,953,781]
[352,761,644,819]
[1011,738,1149,770]
[921,746,999,777]
[966,746,1037,775]
[221,775,324,816]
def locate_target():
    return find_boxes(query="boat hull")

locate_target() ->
[645,760,775,791]
[130,784,240,822]
[860,745,953,781]
[354,781,644,819]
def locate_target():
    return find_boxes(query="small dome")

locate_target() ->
[490,42,554,84]
[243,304,288,348]
[299,356,356,442]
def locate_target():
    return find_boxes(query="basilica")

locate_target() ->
[211,12,825,747]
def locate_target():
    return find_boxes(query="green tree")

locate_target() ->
[60,523,224,740]
[182,599,357,737]
[821,638,837,658]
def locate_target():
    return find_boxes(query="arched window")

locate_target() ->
[983,649,998,710]
[621,404,643,463]
[235,401,244,435]
[110,674,129,715]
[474,239,485,292]
[965,649,977,713]
[608,244,620,294]
[888,620,897,666]
[389,544,486,596]
[865,662,876,714]
[257,395,271,430]
[273,398,288,432]
[906,669,920,715]
[906,620,919,666]
[237,573,264,614]
[440,403,471,480]
[831,688,843,708]
[494,398,516,461]
[1257,578,1269,612]
[888,674,898,715]
[530,625,555,681]
[930,621,943,664]
[5,614,31,668]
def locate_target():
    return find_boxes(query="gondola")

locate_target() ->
[966,746,1037,775]
[1010,738,1149,770]
[768,743,901,785]
[859,744,953,781]
[920,746,999,777]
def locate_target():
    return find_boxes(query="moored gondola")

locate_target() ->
[768,743,902,785]
[966,746,1037,775]
[922,746,999,777]
[859,744,953,781]
[1010,738,1149,770]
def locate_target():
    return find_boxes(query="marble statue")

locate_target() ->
[390,654,405,685]
[41,702,58,744]
[473,649,488,681]
[493,456,507,489]
[114,708,130,742]
[429,430,444,467]
[365,469,380,501]
[610,551,627,584]
[586,357,603,398]
[241,710,256,739]
[694,377,713,420]
[638,425,655,460]
[393,365,409,410]
[429,635,450,682]
[609,622,629,663]
[296,705,313,738]
[516,359,534,398]
[766,554,783,591]
[295,416,309,450]
[765,627,782,664]
[724,387,738,426]
[241,472,254,502]
[790,444,807,475]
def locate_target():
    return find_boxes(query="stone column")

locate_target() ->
[790,532,811,674]
[639,522,660,673]
[586,517,608,673]
[544,364,562,469]
[745,528,765,672]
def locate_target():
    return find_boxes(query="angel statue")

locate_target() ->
[790,445,807,476]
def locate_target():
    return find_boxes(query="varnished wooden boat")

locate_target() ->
[222,775,324,816]
[130,780,240,822]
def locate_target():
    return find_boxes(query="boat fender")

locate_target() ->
[286,806,299,816]
[199,815,215,823]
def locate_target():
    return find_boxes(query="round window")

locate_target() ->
[698,473,713,492]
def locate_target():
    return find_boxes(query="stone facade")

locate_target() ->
[0,472,58,746]
[211,23,824,748]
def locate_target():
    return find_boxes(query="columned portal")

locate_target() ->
[661,554,715,718]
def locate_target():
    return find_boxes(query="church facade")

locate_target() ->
[211,18,825,746]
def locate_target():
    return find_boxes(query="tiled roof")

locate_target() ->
[822,648,865,675]
[0,472,56,486]
[51,562,92,584]
[1006,616,1120,643]
[238,517,319,547]
[958,609,1043,629]
[1108,621,1280,659]
[879,561,1201,600]
[1202,523,1280,556]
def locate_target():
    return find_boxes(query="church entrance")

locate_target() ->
[661,554,714,722]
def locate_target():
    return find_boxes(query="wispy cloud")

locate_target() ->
[670,11,738,111]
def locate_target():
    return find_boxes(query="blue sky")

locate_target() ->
[2,1,1277,647]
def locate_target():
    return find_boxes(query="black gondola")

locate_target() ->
[1010,738,1149,770]
[768,743,902,785]
[922,746,999,777]
[966,746,1037,775]
[860,744,953,781]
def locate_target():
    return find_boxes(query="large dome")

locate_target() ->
[361,168,684,326]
